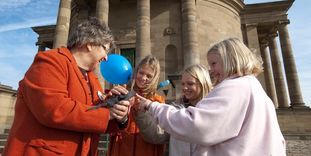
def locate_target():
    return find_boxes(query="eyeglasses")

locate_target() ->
[101,44,111,54]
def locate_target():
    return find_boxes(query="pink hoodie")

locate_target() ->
[148,75,286,156]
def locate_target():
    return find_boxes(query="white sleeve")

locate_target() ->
[148,78,251,146]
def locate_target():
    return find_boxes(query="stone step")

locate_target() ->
[284,134,311,140]
[0,134,8,139]
[98,148,107,156]
[0,145,3,154]
[98,140,109,149]
[99,134,109,150]
[99,134,109,141]
[0,139,6,146]
[3,129,9,134]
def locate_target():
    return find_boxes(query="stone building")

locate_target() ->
[0,84,16,132]
[0,84,16,153]
[32,0,307,107]
[1,0,310,155]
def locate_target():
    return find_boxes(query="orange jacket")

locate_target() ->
[3,48,119,156]
[107,94,165,156]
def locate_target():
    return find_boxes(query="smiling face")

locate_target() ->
[135,64,155,89]
[207,52,225,85]
[181,73,201,104]
[89,43,110,70]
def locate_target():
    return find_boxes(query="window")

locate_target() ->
[120,48,135,67]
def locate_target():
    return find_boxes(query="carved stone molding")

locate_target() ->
[260,38,269,48]
[245,23,258,28]
[268,32,278,39]
[163,27,176,36]
[114,28,136,41]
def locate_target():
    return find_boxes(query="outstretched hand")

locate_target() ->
[135,94,153,112]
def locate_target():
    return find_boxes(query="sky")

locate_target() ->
[0,0,310,106]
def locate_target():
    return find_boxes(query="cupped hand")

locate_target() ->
[109,100,130,122]
[107,85,128,97]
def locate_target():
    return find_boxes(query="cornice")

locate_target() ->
[32,25,56,35]
[242,0,294,15]
[0,84,17,94]
[219,0,245,13]
[200,0,245,14]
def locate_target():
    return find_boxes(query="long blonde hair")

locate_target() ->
[131,55,160,98]
[207,38,263,78]
[183,64,213,101]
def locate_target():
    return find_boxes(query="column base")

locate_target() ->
[289,104,310,109]
[277,105,310,110]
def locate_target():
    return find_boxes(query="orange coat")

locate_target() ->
[3,48,120,156]
[107,94,165,156]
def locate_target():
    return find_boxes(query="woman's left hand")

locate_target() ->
[110,100,130,121]
[107,85,128,96]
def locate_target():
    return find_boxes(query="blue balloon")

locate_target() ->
[157,80,170,89]
[100,54,133,84]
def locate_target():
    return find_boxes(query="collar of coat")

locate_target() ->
[57,47,76,63]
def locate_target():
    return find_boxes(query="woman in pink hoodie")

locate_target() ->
[136,38,286,156]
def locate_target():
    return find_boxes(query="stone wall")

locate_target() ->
[0,85,16,132]
[277,108,311,156]
[277,109,311,134]
[197,0,243,67]
[285,135,311,156]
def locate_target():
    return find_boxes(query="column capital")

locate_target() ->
[278,19,290,26]
[268,32,278,39]
[260,39,269,48]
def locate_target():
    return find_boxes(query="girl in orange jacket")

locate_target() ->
[107,55,166,156]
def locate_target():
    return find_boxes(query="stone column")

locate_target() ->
[245,23,266,90]
[136,0,151,63]
[181,0,199,67]
[260,42,278,107]
[53,0,72,48]
[38,44,46,52]
[268,33,289,108]
[95,0,110,88]
[277,20,305,107]
[96,0,109,25]
[246,24,261,51]
[95,0,109,88]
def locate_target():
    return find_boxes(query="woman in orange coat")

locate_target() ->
[2,17,130,156]
[108,55,166,156]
